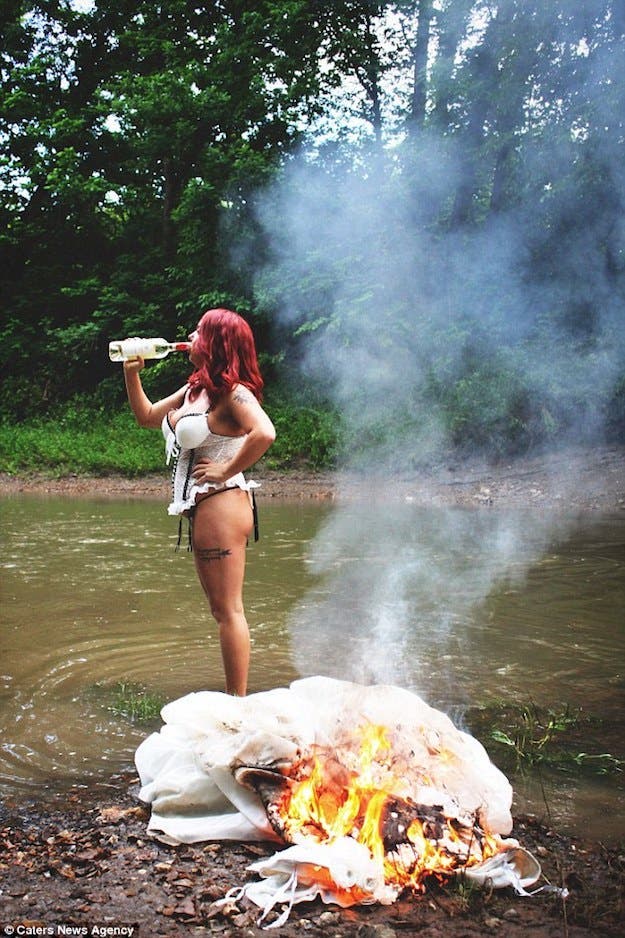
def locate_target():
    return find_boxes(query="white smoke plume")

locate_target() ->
[250,8,624,698]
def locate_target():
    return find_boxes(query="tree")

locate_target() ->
[2,0,623,452]
[1,0,327,408]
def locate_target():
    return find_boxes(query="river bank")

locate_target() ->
[1,774,623,938]
[2,443,625,513]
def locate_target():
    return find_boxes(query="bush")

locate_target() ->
[0,390,341,476]
[0,408,164,476]
[264,395,341,469]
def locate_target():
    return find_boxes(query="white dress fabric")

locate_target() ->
[134,677,548,923]
[135,677,514,844]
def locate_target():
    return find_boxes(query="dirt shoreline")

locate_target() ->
[2,444,624,935]
[2,443,625,512]
[1,777,623,938]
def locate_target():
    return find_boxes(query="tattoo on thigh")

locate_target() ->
[196,547,232,563]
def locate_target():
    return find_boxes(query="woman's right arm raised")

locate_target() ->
[123,358,187,429]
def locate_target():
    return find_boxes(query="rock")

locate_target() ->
[231,910,258,927]
[357,924,397,938]
[200,882,227,901]
[173,896,196,918]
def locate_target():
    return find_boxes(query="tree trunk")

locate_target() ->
[449,115,486,226]
[490,139,515,213]
[363,6,383,145]
[409,0,433,133]
[162,157,182,260]
[431,0,473,130]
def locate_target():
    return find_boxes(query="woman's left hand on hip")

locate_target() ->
[192,459,230,485]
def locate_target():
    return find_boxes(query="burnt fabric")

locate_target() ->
[135,676,513,843]
[134,677,544,922]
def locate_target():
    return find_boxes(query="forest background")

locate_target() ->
[1,0,624,477]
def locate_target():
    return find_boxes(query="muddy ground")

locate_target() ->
[2,443,625,512]
[1,777,623,938]
[1,445,624,936]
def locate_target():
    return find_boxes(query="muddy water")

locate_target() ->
[1,494,623,843]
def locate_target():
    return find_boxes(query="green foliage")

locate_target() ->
[447,874,489,914]
[432,365,532,455]
[1,1,624,458]
[488,702,580,767]
[470,700,624,777]
[96,681,165,724]
[0,0,327,412]
[0,407,164,477]
[0,387,341,476]
[264,394,341,469]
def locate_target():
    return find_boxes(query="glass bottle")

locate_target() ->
[109,337,191,362]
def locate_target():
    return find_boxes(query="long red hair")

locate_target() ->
[187,308,264,403]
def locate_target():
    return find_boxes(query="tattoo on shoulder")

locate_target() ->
[233,387,254,405]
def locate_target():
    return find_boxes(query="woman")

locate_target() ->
[123,308,276,697]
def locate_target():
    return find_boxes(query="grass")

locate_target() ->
[94,680,166,724]
[0,410,164,476]
[446,873,492,913]
[468,699,624,776]
[0,396,341,476]
[264,396,340,469]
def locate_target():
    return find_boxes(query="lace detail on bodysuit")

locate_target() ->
[161,411,258,517]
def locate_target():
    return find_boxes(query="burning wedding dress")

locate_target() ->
[135,677,542,924]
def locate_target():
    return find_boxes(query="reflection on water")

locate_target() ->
[1,493,623,843]
[289,504,625,716]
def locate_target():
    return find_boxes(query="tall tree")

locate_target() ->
[1,0,326,406]
[312,0,389,146]
[395,0,435,134]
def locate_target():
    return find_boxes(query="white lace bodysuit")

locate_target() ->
[161,409,258,517]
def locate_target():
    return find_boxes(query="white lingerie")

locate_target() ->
[161,411,258,517]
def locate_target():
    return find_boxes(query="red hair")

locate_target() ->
[187,308,264,403]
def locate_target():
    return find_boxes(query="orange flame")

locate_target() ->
[276,722,500,895]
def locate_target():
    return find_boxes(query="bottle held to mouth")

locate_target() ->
[109,337,192,362]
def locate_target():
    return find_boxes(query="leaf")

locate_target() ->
[490,730,515,747]
[97,805,145,825]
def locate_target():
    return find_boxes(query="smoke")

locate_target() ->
[249,8,624,699]
[286,501,568,707]
[255,148,623,469]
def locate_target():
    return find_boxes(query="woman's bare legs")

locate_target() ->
[191,489,253,695]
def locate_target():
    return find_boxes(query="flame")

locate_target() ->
[275,722,500,895]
